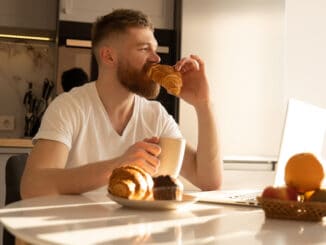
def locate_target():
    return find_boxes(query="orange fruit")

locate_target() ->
[285,152,324,193]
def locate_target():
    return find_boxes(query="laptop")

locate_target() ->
[195,98,326,207]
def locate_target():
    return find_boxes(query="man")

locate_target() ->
[21,9,223,198]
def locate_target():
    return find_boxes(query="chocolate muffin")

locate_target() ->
[153,175,183,201]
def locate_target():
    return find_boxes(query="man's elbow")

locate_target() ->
[199,177,222,191]
[20,176,32,199]
[20,188,32,200]
[20,173,40,199]
[205,181,222,191]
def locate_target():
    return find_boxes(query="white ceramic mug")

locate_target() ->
[155,137,186,177]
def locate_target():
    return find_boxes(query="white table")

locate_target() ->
[0,191,325,245]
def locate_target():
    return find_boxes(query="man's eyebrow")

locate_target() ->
[137,42,158,48]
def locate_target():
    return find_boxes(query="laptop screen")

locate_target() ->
[274,98,326,187]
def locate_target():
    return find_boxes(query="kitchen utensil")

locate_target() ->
[41,79,54,102]
[33,98,47,118]
[23,82,33,113]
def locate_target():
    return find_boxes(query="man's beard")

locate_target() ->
[117,61,160,99]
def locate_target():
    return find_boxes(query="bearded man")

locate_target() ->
[21,9,223,198]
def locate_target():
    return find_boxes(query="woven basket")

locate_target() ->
[257,197,326,222]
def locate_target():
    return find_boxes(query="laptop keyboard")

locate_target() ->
[196,190,263,206]
[228,191,262,203]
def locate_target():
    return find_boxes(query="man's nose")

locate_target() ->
[149,51,161,63]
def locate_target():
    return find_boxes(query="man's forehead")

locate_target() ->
[126,27,158,46]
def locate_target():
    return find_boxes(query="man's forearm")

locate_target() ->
[21,160,112,199]
[195,101,223,190]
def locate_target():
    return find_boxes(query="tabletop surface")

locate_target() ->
[0,191,326,245]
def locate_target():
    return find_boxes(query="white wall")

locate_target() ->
[59,0,174,29]
[181,0,285,158]
[284,0,326,109]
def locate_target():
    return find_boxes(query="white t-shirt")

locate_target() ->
[34,82,182,168]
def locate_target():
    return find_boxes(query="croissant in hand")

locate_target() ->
[108,165,153,200]
[147,64,182,96]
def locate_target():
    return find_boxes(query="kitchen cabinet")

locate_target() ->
[59,0,174,29]
[0,0,58,39]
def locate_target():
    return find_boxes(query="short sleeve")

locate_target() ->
[159,104,183,139]
[33,94,81,149]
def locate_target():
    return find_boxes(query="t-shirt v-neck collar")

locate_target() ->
[92,83,139,138]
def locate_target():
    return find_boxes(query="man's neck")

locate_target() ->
[96,73,135,135]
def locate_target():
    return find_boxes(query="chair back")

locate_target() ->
[5,154,28,205]
[3,153,28,245]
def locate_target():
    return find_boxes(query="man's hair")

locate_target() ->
[91,9,153,57]
[61,67,89,92]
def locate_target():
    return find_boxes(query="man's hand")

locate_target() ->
[174,54,211,108]
[116,137,161,175]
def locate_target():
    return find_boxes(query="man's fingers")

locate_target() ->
[136,140,161,156]
[121,140,162,175]
[175,56,200,72]
[144,136,159,144]
[136,157,160,175]
[136,149,160,168]
[190,54,204,69]
[122,159,158,175]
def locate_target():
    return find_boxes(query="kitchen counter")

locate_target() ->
[0,138,33,148]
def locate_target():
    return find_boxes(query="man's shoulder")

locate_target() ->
[46,82,96,118]
[54,82,95,104]
[68,82,95,99]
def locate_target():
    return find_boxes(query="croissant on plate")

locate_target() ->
[147,64,182,96]
[108,165,153,200]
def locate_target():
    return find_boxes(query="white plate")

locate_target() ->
[107,193,198,210]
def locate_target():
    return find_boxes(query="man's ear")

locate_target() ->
[99,46,115,65]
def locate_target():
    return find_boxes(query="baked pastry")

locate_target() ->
[108,165,153,200]
[152,175,183,201]
[147,64,182,96]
